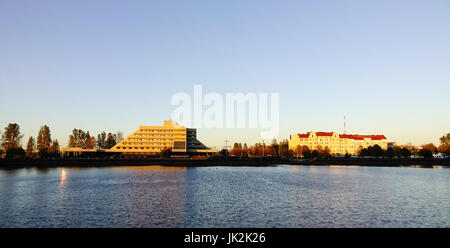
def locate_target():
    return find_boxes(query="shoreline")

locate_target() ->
[0,158,449,169]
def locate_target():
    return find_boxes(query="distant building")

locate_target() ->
[289,131,388,155]
[433,152,447,159]
[388,142,397,149]
[60,120,216,157]
[107,120,216,156]
[60,147,97,157]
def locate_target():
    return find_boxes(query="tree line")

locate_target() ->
[359,142,450,159]
[67,129,123,150]
[0,123,123,159]
[228,139,292,158]
[0,123,60,158]
[1,122,449,160]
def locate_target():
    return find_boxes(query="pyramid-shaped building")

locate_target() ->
[107,120,216,156]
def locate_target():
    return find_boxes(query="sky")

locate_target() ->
[1,0,450,150]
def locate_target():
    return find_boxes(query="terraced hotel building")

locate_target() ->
[289,131,388,155]
[60,121,215,156]
[107,120,216,155]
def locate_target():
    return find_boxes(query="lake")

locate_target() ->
[0,165,449,227]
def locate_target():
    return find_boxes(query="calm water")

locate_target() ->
[0,165,449,228]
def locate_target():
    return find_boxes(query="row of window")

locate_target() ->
[298,143,370,148]
[137,129,186,133]
[299,146,356,152]
[116,146,173,150]
[300,142,356,146]
[134,134,174,137]
[139,129,174,133]
[300,138,386,142]
[298,141,384,146]
[122,142,171,146]
[305,146,352,149]
[126,138,173,142]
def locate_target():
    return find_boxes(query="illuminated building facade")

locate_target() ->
[289,131,388,155]
[107,120,216,155]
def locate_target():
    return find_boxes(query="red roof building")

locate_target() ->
[289,131,388,155]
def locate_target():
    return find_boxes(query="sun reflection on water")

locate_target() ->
[59,169,67,187]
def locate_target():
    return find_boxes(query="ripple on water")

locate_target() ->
[0,165,449,227]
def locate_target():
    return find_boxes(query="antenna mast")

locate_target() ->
[223,140,231,150]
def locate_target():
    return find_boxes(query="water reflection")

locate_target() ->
[59,169,67,187]
[91,166,188,227]
[0,165,449,227]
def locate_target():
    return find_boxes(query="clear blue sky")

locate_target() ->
[1,0,450,149]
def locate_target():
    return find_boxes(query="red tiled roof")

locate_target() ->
[367,135,387,140]
[340,134,364,140]
[296,132,387,141]
[316,132,333,136]
[298,132,310,138]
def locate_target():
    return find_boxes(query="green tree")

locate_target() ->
[360,145,384,157]
[301,145,311,157]
[368,145,384,157]
[311,150,320,158]
[49,139,60,154]
[438,133,450,155]
[319,146,332,158]
[69,129,93,148]
[69,129,82,147]
[242,143,249,157]
[271,139,279,157]
[85,131,95,149]
[439,133,450,146]
[160,147,172,158]
[26,136,36,158]
[220,148,229,157]
[105,133,117,149]
[6,147,25,159]
[1,123,23,151]
[385,147,395,158]
[303,149,312,158]
[418,149,433,158]
[278,139,290,157]
[393,146,402,158]
[421,143,437,154]
[401,147,412,158]
[359,148,369,157]
[438,144,450,155]
[97,132,107,149]
[37,125,52,153]
[231,142,242,157]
